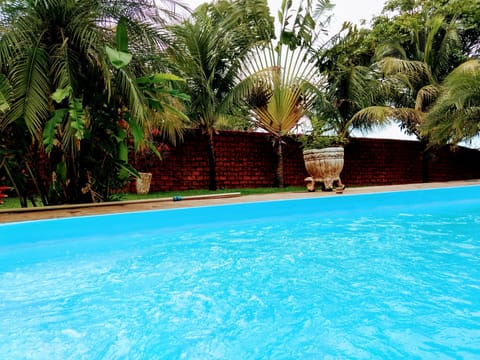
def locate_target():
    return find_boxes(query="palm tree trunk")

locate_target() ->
[206,131,217,190]
[421,138,430,183]
[274,138,285,188]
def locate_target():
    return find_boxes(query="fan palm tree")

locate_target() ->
[167,0,274,190]
[240,45,320,187]
[238,0,334,187]
[421,59,480,145]
[0,0,187,204]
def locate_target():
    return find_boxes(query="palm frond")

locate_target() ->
[374,42,407,62]
[424,15,444,65]
[443,60,480,107]
[238,39,320,137]
[351,106,422,135]
[379,57,433,85]
[167,2,275,133]
[422,60,480,144]
[350,106,396,128]
[7,44,51,138]
[434,20,461,79]
[148,104,185,146]
[0,74,12,115]
[423,103,480,145]
[415,84,441,112]
[51,40,76,92]
[116,67,149,127]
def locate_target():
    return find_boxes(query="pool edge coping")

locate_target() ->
[1,180,480,224]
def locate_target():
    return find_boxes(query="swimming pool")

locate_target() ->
[1,186,480,358]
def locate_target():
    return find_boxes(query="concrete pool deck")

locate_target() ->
[1,180,480,224]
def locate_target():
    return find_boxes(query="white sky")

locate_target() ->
[272,0,386,45]
[184,0,386,34]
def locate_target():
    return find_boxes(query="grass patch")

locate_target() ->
[0,186,307,210]
[0,197,25,209]
[122,186,306,201]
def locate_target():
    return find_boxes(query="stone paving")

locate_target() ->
[1,180,479,224]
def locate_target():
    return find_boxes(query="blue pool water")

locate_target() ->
[1,186,480,359]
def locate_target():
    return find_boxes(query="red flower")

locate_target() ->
[118,119,128,129]
[156,143,170,153]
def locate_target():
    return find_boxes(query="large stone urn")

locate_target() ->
[303,147,344,191]
[136,172,152,194]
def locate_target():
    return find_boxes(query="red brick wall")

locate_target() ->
[343,138,480,185]
[427,144,480,181]
[131,130,307,191]
[342,138,423,186]
[130,130,480,192]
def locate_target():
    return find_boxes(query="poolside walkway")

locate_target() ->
[1,180,479,224]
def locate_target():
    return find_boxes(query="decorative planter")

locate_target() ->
[136,172,152,194]
[303,147,344,191]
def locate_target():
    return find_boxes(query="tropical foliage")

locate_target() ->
[308,0,480,149]
[360,0,479,137]
[0,0,188,205]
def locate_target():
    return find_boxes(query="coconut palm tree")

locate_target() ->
[312,23,383,141]
[0,0,187,204]
[167,0,274,190]
[350,15,462,182]
[421,59,480,146]
[351,15,461,138]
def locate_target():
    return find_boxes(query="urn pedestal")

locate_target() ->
[303,147,344,192]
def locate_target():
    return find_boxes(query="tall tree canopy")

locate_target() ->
[372,0,480,60]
